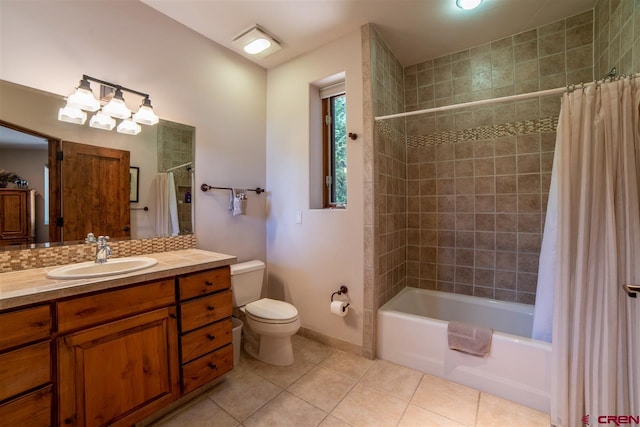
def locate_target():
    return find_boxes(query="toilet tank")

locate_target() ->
[230,260,265,307]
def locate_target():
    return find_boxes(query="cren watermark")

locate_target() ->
[582,414,640,426]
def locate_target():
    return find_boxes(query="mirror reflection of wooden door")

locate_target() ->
[61,141,130,241]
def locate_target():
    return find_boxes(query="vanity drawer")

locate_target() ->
[0,385,52,427]
[181,344,233,394]
[0,341,50,402]
[179,291,232,333]
[178,267,230,301]
[0,304,51,351]
[57,279,175,333]
[181,318,232,363]
[0,384,51,427]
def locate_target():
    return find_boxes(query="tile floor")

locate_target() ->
[152,335,550,427]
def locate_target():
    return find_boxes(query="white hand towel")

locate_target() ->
[231,188,248,216]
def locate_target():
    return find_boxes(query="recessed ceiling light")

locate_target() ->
[232,25,282,58]
[456,0,482,10]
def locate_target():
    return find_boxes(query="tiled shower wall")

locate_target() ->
[401,11,594,304]
[594,0,640,77]
[362,24,406,358]
[157,120,195,234]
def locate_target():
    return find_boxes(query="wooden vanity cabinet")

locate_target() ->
[56,279,179,427]
[177,267,233,394]
[0,304,52,427]
[0,262,235,426]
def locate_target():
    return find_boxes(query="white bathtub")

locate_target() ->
[377,287,551,413]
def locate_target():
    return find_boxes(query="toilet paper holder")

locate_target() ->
[331,285,350,307]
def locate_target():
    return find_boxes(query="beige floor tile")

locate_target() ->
[320,349,375,380]
[361,359,423,401]
[398,404,466,427]
[292,334,334,364]
[332,383,407,427]
[476,393,550,427]
[207,369,282,421]
[151,396,238,427]
[288,366,356,412]
[319,415,353,427]
[244,349,317,388]
[411,374,479,426]
[243,391,327,427]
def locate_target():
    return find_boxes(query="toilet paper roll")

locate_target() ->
[330,300,349,317]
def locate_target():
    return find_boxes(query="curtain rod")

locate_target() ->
[164,161,192,172]
[375,72,640,121]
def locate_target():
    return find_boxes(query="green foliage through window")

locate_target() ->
[331,94,347,205]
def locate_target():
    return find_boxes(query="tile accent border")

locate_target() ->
[376,116,559,148]
[0,234,197,273]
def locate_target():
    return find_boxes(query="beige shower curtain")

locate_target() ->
[551,78,640,426]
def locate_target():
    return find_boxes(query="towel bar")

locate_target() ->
[623,284,640,298]
[200,184,265,194]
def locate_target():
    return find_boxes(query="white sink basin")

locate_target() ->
[46,257,158,279]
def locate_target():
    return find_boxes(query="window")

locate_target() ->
[322,90,347,207]
[43,165,49,225]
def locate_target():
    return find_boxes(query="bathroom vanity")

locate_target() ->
[0,249,236,426]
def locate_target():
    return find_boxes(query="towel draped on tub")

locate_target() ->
[447,321,493,357]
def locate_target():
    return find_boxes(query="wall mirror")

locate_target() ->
[0,80,195,249]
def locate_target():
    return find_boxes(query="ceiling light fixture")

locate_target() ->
[232,25,282,58]
[456,0,482,10]
[58,75,159,135]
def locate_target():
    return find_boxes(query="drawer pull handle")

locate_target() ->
[207,305,215,311]
[205,281,214,286]
[208,362,217,370]
[207,334,216,341]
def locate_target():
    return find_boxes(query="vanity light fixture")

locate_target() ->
[58,75,159,135]
[58,105,87,125]
[65,77,101,112]
[232,25,282,58]
[116,118,141,135]
[456,0,482,10]
[132,98,159,126]
[101,88,131,119]
[89,111,116,131]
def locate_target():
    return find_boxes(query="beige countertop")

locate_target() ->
[0,249,236,310]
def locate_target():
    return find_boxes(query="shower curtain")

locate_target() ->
[535,78,640,426]
[154,172,180,237]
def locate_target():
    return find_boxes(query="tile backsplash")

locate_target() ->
[0,234,196,273]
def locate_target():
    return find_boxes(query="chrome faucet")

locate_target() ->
[95,236,112,264]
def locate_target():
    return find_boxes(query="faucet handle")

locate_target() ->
[85,233,96,244]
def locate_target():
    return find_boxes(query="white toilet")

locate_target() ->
[230,260,300,366]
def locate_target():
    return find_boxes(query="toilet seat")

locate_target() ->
[245,298,298,324]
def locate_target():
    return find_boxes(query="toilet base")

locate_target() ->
[245,335,294,366]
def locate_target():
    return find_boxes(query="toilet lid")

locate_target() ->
[245,298,298,322]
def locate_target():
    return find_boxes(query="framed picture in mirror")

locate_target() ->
[130,166,139,203]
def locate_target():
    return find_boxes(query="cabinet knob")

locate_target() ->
[204,281,213,286]
[64,418,73,425]
[206,305,215,311]
[207,334,216,341]
[169,313,177,319]
[208,362,217,370]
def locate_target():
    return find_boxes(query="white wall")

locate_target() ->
[0,0,267,262]
[266,31,364,346]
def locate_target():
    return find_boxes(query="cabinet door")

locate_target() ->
[58,307,179,427]
[0,190,27,238]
